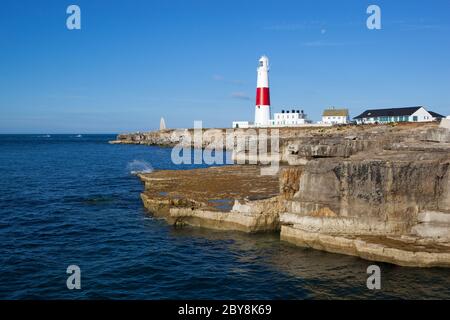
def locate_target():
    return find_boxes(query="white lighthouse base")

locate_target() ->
[254,105,271,127]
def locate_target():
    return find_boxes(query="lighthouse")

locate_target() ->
[254,55,271,127]
[232,55,314,129]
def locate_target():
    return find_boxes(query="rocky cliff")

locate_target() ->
[276,121,450,266]
[117,121,450,267]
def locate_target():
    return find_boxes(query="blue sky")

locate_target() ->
[0,0,449,133]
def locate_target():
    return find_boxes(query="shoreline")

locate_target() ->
[115,121,450,267]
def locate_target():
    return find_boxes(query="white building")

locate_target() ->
[269,109,312,126]
[232,121,250,129]
[322,108,349,125]
[354,106,441,124]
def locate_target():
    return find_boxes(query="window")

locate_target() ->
[413,116,418,122]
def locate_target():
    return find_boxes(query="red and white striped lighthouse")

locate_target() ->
[254,55,271,127]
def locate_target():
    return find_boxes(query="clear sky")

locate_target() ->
[1,0,449,133]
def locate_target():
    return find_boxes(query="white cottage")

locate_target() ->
[322,108,349,125]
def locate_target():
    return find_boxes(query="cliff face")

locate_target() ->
[276,122,450,266]
[280,156,450,232]
[293,156,448,214]
[279,122,450,233]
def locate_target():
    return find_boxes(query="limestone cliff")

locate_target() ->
[276,122,450,266]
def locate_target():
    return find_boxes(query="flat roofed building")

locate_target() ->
[270,109,312,127]
[232,121,251,129]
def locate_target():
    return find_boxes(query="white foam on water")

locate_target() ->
[127,160,154,175]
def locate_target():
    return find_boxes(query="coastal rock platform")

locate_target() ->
[139,165,282,233]
[281,226,450,267]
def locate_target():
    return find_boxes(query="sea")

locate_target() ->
[0,134,449,299]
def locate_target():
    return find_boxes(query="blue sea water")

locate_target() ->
[0,134,449,299]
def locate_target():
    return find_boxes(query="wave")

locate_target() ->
[127,160,154,175]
